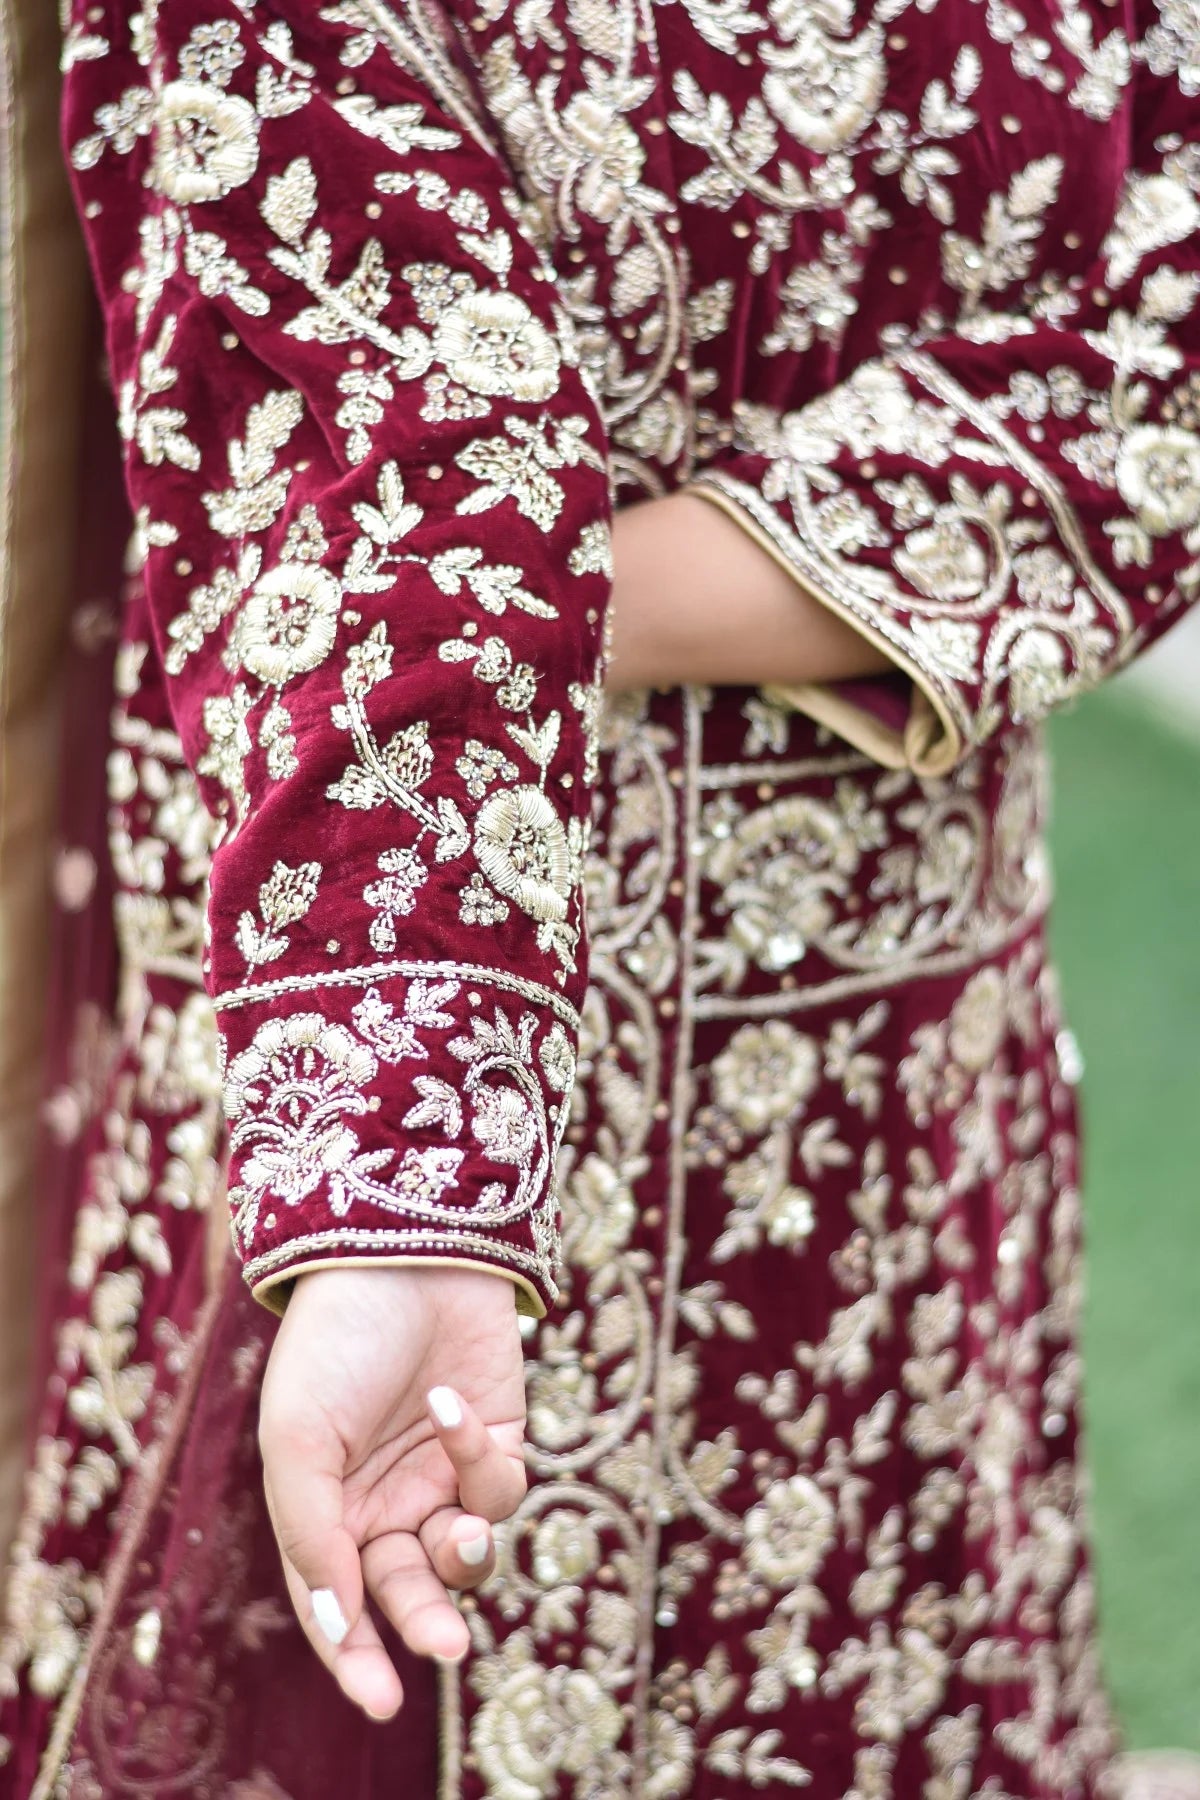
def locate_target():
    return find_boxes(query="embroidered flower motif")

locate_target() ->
[225,1014,377,1213]
[1103,171,1200,286]
[561,92,646,222]
[761,21,887,153]
[562,1154,637,1268]
[474,785,572,923]
[432,290,560,403]
[538,1023,575,1093]
[154,80,260,205]
[849,1630,951,1739]
[198,683,253,817]
[947,967,1007,1072]
[896,517,989,601]
[459,871,511,926]
[1114,421,1200,534]
[711,1021,820,1135]
[1013,546,1078,610]
[472,1650,623,1795]
[527,1356,598,1452]
[531,1509,601,1587]
[728,856,838,972]
[237,564,342,685]
[1143,0,1200,95]
[172,992,224,1105]
[762,1183,817,1249]
[471,1084,539,1163]
[705,795,861,973]
[794,358,959,475]
[178,20,246,88]
[743,1474,837,1586]
[1006,625,1070,720]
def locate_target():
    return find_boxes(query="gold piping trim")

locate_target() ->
[214,952,580,1027]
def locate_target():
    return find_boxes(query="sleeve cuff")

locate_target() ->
[687,477,964,777]
[213,958,578,1319]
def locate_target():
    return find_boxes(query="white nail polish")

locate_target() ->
[311,1587,349,1647]
[428,1386,463,1429]
[460,1532,490,1566]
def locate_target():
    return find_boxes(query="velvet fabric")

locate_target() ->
[1,0,1198,1792]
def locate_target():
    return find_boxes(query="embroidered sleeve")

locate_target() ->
[688,39,1200,776]
[62,1,612,1315]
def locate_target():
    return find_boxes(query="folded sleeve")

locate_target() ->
[689,29,1200,776]
[62,1,613,1314]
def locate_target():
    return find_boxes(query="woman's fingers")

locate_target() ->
[259,1411,386,1713]
[426,1386,527,1523]
[278,1549,404,1722]
[419,1504,497,1590]
[362,1529,471,1662]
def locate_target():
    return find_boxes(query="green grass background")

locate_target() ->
[1049,690,1200,1751]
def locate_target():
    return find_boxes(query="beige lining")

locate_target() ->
[688,480,963,778]
[253,1254,544,1319]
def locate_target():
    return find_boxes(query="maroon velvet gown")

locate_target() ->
[2,0,1198,1792]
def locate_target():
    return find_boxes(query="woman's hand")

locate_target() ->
[258,1264,527,1722]
[606,490,892,693]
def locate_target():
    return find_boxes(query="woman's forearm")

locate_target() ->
[605,491,893,693]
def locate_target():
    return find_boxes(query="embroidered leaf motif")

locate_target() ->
[326,763,388,809]
[183,231,269,316]
[1007,155,1063,221]
[342,539,396,593]
[240,393,308,487]
[343,621,394,694]
[333,93,460,156]
[340,238,391,318]
[434,796,471,863]
[255,64,311,119]
[458,230,513,279]
[261,156,318,244]
[403,1076,464,1138]
[506,711,562,773]
[235,858,322,971]
[405,981,461,1033]
[952,44,982,95]
[1139,266,1200,325]
[918,78,976,138]
[379,723,435,790]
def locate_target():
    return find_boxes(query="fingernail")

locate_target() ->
[459,1532,490,1566]
[311,1587,349,1647]
[427,1386,462,1430]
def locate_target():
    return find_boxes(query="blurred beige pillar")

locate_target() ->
[0,0,88,1568]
